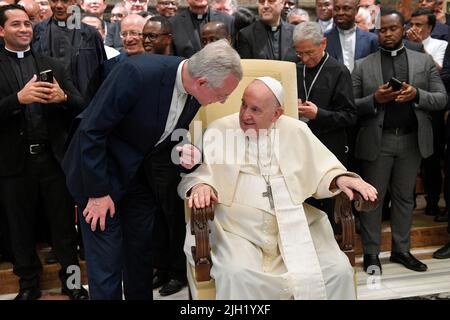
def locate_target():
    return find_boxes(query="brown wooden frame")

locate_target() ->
[190,192,378,281]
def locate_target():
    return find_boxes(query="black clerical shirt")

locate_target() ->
[264,23,281,60]
[380,47,418,130]
[189,9,210,40]
[49,17,74,68]
[5,48,49,144]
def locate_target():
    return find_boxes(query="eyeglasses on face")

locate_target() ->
[49,0,72,4]
[120,30,142,38]
[157,1,177,6]
[111,13,124,18]
[142,32,170,40]
[296,50,318,58]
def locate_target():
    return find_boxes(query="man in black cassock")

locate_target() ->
[293,21,357,232]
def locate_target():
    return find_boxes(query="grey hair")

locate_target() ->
[288,8,310,20]
[187,39,243,88]
[293,21,323,46]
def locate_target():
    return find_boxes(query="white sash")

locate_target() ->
[233,173,327,299]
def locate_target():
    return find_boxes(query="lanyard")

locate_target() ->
[303,53,329,101]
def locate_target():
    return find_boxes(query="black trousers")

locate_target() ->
[423,110,446,208]
[0,208,12,262]
[144,150,186,281]
[0,151,78,290]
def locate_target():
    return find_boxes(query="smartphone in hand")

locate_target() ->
[388,77,403,91]
[39,69,53,83]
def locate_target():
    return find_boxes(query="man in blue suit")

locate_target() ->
[62,40,242,300]
[324,0,378,73]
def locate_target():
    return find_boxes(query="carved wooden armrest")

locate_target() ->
[190,205,214,281]
[334,192,378,266]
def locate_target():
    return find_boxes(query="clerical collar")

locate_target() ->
[319,18,333,28]
[52,17,67,28]
[263,22,281,32]
[337,25,356,35]
[380,45,405,57]
[190,9,208,20]
[4,46,31,59]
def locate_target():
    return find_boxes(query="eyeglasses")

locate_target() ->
[120,30,142,38]
[126,0,147,3]
[111,13,125,18]
[296,50,318,58]
[157,1,177,6]
[142,32,171,40]
[49,0,72,4]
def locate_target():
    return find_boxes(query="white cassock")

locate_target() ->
[178,113,357,300]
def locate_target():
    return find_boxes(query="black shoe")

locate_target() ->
[14,288,42,300]
[61,286,89,300]
[363,254,382,275]
[45,248,58,264]
[158,279,187,296]
[390,252,428,272]
[425,204,440,216]
[434,211,448,222]
[152,272,168,289]
[433,242,450,259]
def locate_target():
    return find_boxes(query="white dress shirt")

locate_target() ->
[156,60,188,146]
[338,25,357,72]
[422,36,448,68]
[318,18,334,33]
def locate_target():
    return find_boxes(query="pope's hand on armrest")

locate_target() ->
[188,183,218,209]
[335,175,378,202]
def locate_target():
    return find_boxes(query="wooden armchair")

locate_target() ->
[185,59,378,299]
[188,192,378,299]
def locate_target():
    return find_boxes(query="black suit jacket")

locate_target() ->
[0,49,84,177]
[170,7,234,58]
[237,20,298,62]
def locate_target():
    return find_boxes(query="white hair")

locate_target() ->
[288,8,310,20]
[187,39,243,88]
[293,21,323,45]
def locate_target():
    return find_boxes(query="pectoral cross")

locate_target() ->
[262,181,275,210]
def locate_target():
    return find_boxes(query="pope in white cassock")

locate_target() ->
[177,77,378,300]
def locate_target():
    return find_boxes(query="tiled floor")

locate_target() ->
[356,248,450,300]
[2,252,449,300]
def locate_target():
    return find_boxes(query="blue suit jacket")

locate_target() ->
[62,54,200,204]
[324,26,378,66]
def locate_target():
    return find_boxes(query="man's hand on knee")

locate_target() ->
[188,183,218,209]
[83,195,116,232]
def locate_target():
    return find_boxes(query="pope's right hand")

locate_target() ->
[83,195,116,232]
[189,183,218,209]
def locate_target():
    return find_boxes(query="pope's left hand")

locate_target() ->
[176,144,201,169]
[336,175,378,202]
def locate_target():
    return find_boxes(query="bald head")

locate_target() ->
[18,0,41,23]
[121,14,145,56]
[200,21,230,47]
[121,13,145,31]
